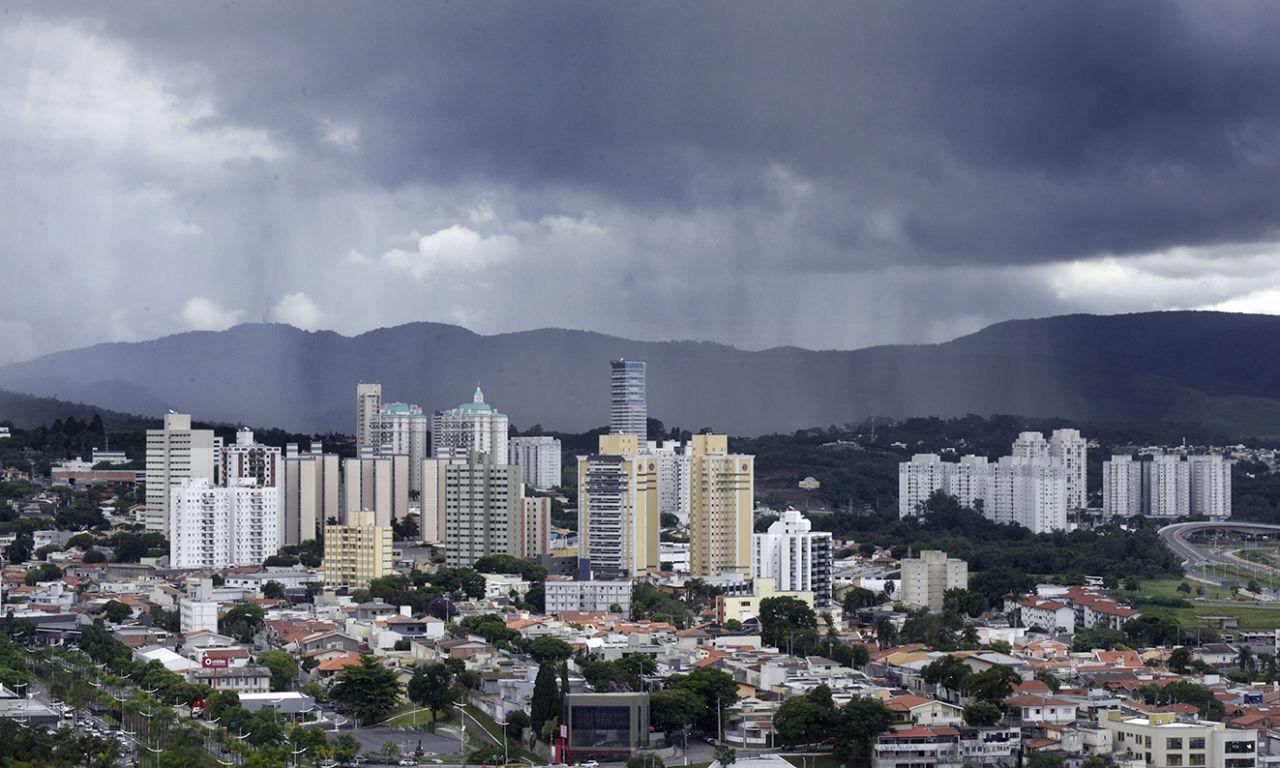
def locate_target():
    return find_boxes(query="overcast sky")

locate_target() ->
[4,1,1280,363]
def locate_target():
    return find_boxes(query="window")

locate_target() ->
[1168,738,1183,750]
[1189,738,1206,749]
[1190,755,1205,766]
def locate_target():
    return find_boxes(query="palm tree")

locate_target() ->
[1237,646,1256,675]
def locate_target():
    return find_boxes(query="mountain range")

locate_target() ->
[2,311,1280,437]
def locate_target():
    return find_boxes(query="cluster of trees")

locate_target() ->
[349,568,490,616]
[0,720,126,767]
[771,684,895,762]
[78,624,212,706]
[264,540,323,568]
[473,554,549,611]
[1134,680,1225,720]
[203,690,364,763]
[650,667,739,739]
[920,655,1022,718]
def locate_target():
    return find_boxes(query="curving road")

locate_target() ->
[1158,521,1280,585]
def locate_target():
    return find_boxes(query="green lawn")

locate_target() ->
[384,708,438,728]
[462,704,542,763]
[1116,577,1280,631]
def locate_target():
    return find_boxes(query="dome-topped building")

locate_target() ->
[430,385,509,460]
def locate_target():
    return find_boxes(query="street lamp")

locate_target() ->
[495,712,509,767]
[454,703,467,768]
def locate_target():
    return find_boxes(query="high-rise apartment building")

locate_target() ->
[519,495,552,559]
[948,455,992,512]
[374,402,428,492]
[751,509,833,608]
[990,456,1067,533]
[689,434,754,577]
[355,382,382,451]
[431,386,509,460]
[145,412,220,533]
[280,442,341,545]
[899,453,948,517]
[343,453,410,527]
[509,436,563,490]
[577,434,660,580]
[437,451,522,567]
[610,359,647,439]
[220,428,281,489]
[1011,431,1049,460]
[323,509,394,588]
[1188,454,1232,518]
[1102,455,1143,517]
[1049,429,1088,509]
[421,452,466,544]
[647,440,691,523]
[900,550,968,613]
[1144,454,1191,517]
[169,478,282,569]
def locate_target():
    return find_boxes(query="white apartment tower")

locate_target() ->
[220,428,281,488]
[1049,429,1088,509]
[508,436,563,490]
[948,455,992,512]
[1102,455,1143,517]
[437,451,522,567]
[1188,454,1232,518]
[689,434,755,577]
[900,550,968,613]
[752,509,833,608]
[647,440,691,523]
[898,454,948,518]
[577,434,660,581]
[145,412,219,533]
[1011,431,1049,460]
[374,402,428,493]
[355,382,382,452]
[280,442,340,545]
[343,453,410,527]
[431,386,509,460]
[169,478,282,569]
[610,359,647,439]
[1143,454,1191,517]
[990,456,1068,533]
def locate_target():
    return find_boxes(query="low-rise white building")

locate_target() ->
[1103,711,1257,768]
[544,579,633,616]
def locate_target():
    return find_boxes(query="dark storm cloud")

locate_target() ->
[51,0,1280,267]
[5,1,1280,362]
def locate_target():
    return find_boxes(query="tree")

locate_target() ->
[331,734,360,763]
[965,666,1020,703]
[874,616,898,649]
[650,687,706,736]
[921,655,970,693]
[774,696,831,745]
[219,603,265,643]
[713,744,736,768]
[100,600,132,623]
[1034,668,1060,693]
[942,588,987,618]
[668,667,738,733]
[529,661,560,739]
[82,548,107,563]
[1027,753,1066,768]
[24,563,62,585]
[834,697,893,762]
[260,580,285,600]
[505,709,530,741]
[1168,647,1193,674]
[527,636,573,664]
[758,596,817,650]
[1081,756,1115,768]
[842,586,880,612]
[329,656,403,726]
[259,650,299,692]
[1176,582,1192,594]
[963,700,1002,727]
[408,663,455,729]
[627,753,666,768]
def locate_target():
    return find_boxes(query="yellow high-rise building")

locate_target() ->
[322,509,394,588]
[689,434,754,577]
[577,434,659,580]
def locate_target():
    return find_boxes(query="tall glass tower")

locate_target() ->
[609,359,647,439]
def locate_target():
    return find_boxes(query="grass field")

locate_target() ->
[384,708,438,728]
[1116,577,1280,631]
